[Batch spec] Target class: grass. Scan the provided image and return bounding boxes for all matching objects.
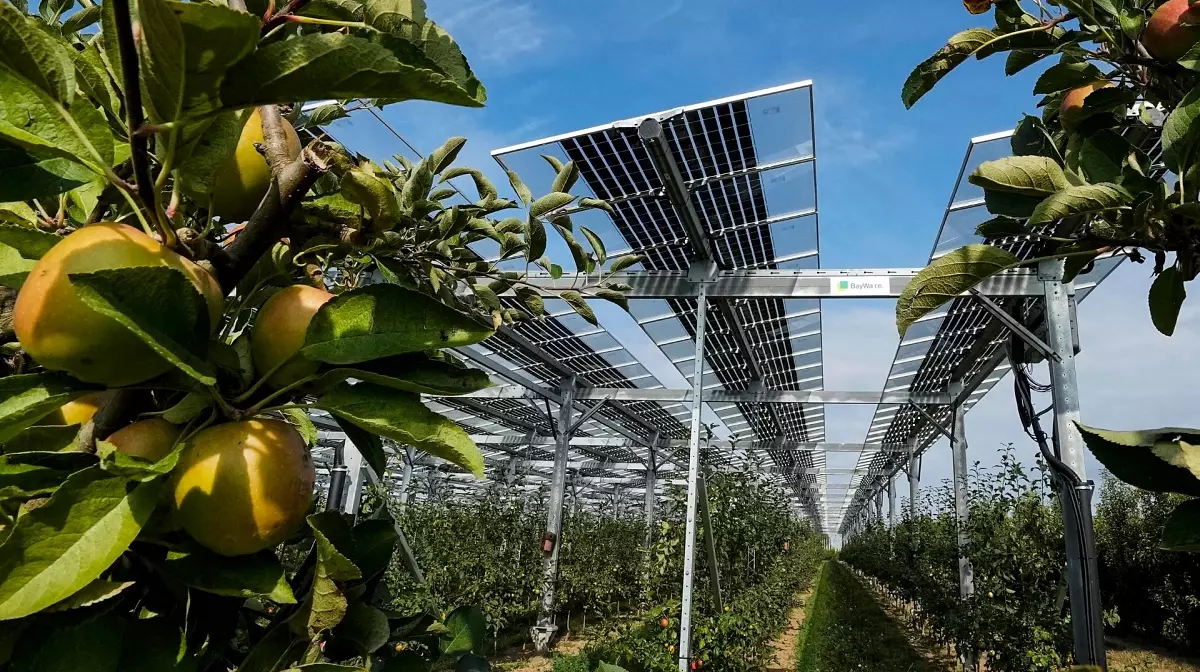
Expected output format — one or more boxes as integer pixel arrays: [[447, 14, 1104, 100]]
[[794, 561, 939, 672]]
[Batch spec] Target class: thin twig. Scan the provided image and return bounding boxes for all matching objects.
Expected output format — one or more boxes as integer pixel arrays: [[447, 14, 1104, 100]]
[[110, 0, 177, 248], [260, 0, 315, 34]]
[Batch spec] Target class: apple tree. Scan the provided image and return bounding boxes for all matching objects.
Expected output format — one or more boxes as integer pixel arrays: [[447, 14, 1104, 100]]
[[0, 0, 637, 668], [897, 0, 1200, 554]]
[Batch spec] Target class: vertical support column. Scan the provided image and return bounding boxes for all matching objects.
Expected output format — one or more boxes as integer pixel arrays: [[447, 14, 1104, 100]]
[[677, 281, 709, 672], [950, 394, 974, 600], [908, 440, 920, 518], [326, 440, 348, 512], [341, 440, 366, 518], [697, 475, 723, 613], [888, 476, 896, 527], [1041, 260, 1107, 669], [644, 432, 660, 550], [532, 377, 576, 652], [875, 491, 884, 523], [398, 445, 415, 511]]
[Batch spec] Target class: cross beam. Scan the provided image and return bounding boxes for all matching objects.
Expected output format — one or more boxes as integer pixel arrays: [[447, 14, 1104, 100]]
[[448, 387, 952, 405]]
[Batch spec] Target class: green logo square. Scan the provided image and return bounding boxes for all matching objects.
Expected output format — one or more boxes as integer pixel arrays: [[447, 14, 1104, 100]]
[[838, 280, 849, 290]]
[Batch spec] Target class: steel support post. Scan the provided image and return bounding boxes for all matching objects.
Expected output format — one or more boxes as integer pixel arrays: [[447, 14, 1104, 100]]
[[697, 475, 723, 613], [326, 441, 348, 512], [908, 444, 920, 518], [341, 440, 366, 518], [951, 395, 974, 600], [888, 476, 896, 527], [398, 446, 415, 511], [644, 432, 660, 550], [677, 282, 709, 672], [951, 391, 977, 670], [1041, 260, 1107, 669], [532, 378, 577, 652]]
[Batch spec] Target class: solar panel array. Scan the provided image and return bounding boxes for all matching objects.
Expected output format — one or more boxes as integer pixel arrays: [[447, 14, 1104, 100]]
[[835, 131, 1125, 533], [493, 82, 828, 521]]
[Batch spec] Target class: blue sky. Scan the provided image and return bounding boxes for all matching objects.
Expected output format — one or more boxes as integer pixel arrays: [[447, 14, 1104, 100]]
[[328, 0, 1200, 540]]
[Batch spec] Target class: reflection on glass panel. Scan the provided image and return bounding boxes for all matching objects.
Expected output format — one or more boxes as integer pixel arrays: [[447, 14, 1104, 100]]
[[935, 205, 990, 256], [630, 298, 676, 322], [498, 145, 597, 201], [890, 357, 923, 377], [597, 348, 635, 367], [769, 214, 818, 259], [952, 137, 1012, 205], [661, 339, 697, 362], [581, 332, 618, 351], [793, 351, 822, 370], [747, 87, 814, 163], [643, 316, 688, 343], [786, 312, 821, 335], [903, 315, 946, 341], [776, 254, 820, 270], [783, 299, 820, 316], [896, 338, 933, 361], [469, 237, 501, 261], [760, 163, 816, 218], [556, 310, 596, 335]]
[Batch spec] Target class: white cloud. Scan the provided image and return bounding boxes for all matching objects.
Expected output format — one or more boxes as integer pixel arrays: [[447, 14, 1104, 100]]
[[434, 0, 550, 69], [814, 78, 916, 169]]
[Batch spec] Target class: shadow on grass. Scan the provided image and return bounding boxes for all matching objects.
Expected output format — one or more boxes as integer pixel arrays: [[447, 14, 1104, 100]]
[[794, 561, 938, 672]]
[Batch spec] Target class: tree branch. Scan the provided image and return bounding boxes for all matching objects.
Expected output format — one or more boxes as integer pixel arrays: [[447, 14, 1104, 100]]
[[110, 0, 177, 248], [213, 108, 332, 292], [261, 0, 315, 34]]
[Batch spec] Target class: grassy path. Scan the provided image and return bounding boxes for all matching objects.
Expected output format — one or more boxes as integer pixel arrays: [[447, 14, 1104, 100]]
[[794, 561, 950, 672]]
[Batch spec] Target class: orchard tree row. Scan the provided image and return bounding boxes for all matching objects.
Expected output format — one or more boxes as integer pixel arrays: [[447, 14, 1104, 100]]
[[0, 0, 641, 668]]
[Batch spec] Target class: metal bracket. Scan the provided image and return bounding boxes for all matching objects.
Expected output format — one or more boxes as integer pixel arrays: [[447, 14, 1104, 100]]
[[687, 259, 719, 283], [567, 397, 610, 436], [968, 288, 1059, 362], [908, 402, 954, 442]]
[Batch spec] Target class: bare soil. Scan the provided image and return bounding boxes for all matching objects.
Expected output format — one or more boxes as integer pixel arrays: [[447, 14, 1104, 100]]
[[765, 588, 812, 672], [492, 632, 589, 672]]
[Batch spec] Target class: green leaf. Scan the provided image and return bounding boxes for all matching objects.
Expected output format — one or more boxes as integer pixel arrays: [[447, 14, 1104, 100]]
[[560, 290, 597, 326], [577, 197, 613, 214], [428, 136, 467, 175], [220, 33, 486, 110], [367, 15, 484, 105], [551, 160, 579, 194], [164, 548, 297, 603], [0, 1, 74, 103], [45, 578, 134, 612], [322, 418, 383, 482], [969, 155, 1069, 197], [290, 511, 361, 639], [530, 192, 575, 218], [525, 215, 547, 262], [69, 267, 216, 385], [592, 289, 629, 312], [0, 64, 111, 175], [0, 201, 37, 226], [608, 254, 643, 273], [1006, 49, 1051, 76], [176, 109, 250, 199], [0, 373, 96, 443], [9, 612, 125, 671], [984, 189, 1044, 218], [60, 5, 101, 33], [901, 28, 997, 109], [1163, 83, 1200, 174], [0, 223, 59, 259], [1077, 424, 1200, 496], [541, 154, 565, 173], [361, 0, 425, 31], [283, 407, 318, 447], [1033, 61, 1104, 95], [896, 245, 1019, 335], [1028, 183, 1131, 225], [1149, 266, 1187, 337], [342, 163, 401, 231], [348, 517, 397, 580], [440, 605, 485, 656], [505, 169, 533, 206], [316, 382, 484, 477], [0, 467, 163, 620], [1161, 499, 1200, 551], [321, 353, 493, 397], [241, 623, 305, 672], [305, 103, 350, 127], [162, 391, 212, 424], [332, 602, 390, 656], [974, 216, 1028, 239], [1078, 130, 1130, 184], [0, 451, 88, 500], [302, 284, 493, 365], [440, 167, 496, 201], [284, 665, 368, 672], [596, 664, 629, 672], [514, 286, 544, 316], [0, 244, 34, 288], [579, 226, 608, 265], [118, 619, 195, 672], [0, 425, 81, 454]]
